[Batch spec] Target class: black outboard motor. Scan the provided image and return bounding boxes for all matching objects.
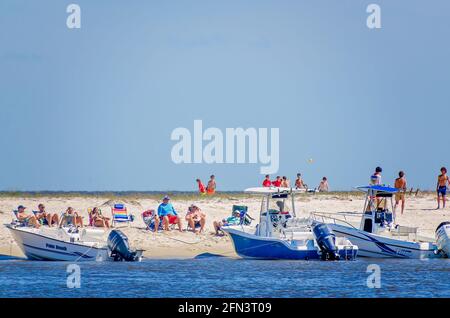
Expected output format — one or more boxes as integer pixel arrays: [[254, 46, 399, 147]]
[[312, 223, 340, 261], [107, 230, 142, 262]]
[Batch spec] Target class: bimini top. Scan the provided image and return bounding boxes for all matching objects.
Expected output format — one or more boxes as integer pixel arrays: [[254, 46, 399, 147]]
[[244, 187, 306, 195], [356, 185, 398, 194]]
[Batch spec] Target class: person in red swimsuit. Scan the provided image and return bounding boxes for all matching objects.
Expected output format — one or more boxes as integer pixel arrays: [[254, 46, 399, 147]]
[[272, 176, 282, 187], [262, 175, 272, 187], [196, 179, 206, 195]]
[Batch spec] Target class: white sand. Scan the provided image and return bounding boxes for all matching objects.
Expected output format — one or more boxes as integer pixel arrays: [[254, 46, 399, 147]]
[[1, 193, 449, 259]]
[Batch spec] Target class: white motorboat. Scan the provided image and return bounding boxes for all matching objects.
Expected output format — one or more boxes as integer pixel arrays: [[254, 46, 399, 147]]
[[312, 185, 450, 259], [222, 187, 358, 260], [6, 222, 143, 262]]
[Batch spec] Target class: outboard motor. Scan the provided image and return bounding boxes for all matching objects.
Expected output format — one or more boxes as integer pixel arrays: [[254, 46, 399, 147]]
[[313, 223, 340, 261], [107, 230, 143, 262], [435, 222, 450, 258]]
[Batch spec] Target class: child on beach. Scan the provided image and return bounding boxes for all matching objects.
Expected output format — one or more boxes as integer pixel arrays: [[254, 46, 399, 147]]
[[206, 175, 216, 195], [394, 171, 407, 215], [262, 175, 272, 187], [196, 179, 206, 195], [437, 167, 449, 209]]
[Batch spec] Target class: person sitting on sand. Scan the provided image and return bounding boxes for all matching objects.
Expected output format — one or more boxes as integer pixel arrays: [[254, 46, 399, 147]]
[[206, 175, 216, 195], [196, 179, 206, 195], [437, 167, 450, 209], [318, 177, 329, 192], [156, 196, 183, 232], [60, 207, 83, 228], [91, 207, 110, 228], [35, 203, 59, 227], [16, 205, 40, 228], [185, 205, 206, 233], [262, 175, 272, 187], [394, 171, 407, 216], [272, 176, 282, 187], [213, 210, 241, 236], [295, 173, 306, 189]]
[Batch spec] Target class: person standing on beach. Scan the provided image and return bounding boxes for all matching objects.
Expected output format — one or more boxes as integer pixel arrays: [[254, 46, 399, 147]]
[[295, 173, 305, 189], [318, 177, 329, 192], [196, 179, 206, 195], [272, 176, 282, 187], [281, 176, 290, 188], [370, 167, 382, 185], [206, 175, 216, 195], [394, 171, 407, 215], [437, 167, 449, 209], [262, 175, 272, 187]]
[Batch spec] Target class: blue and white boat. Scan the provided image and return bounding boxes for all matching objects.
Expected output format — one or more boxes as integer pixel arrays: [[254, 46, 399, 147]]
[[222, 187, 358, 260], [312, 185, 450, 259]]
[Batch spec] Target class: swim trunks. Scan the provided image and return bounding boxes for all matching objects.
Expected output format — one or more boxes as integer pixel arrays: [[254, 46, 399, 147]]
[[438, 186, 447, 196]]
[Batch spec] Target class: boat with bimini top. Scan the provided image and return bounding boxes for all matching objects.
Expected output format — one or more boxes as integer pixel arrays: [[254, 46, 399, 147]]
[[222, 187, 358, 260]]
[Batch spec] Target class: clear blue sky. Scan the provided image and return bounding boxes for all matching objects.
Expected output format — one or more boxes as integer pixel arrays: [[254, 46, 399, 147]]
[[1, 0, 449, 191]]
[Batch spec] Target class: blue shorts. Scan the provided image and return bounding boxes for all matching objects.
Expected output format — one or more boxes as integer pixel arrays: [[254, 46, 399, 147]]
[[438, 186, 447, 196]]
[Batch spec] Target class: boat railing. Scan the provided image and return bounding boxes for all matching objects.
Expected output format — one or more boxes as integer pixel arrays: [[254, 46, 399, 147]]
[[310, 212, 360, 230]]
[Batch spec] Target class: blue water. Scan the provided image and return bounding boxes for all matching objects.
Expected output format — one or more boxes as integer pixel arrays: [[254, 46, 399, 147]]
[[0, 257, 449, 297]]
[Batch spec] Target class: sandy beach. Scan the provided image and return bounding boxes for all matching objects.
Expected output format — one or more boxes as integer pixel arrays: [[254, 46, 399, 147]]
[[1, 192, 449, 259]]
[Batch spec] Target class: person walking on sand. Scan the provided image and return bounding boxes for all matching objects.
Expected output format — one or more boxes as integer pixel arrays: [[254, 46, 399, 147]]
[[318, 177, 329, 192], [437, 167, 450, 209], [196, 179, 206, 195], [206, 175, 216, 195], [370, 167, 382, 185], [394, 171, 407, 216], [262, 175, 272, 187]]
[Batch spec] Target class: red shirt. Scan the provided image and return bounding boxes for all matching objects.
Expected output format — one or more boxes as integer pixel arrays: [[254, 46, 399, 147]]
[[198, 182, 206, 193], [272, 180, 282, 187], [262, 179, 272, 187]]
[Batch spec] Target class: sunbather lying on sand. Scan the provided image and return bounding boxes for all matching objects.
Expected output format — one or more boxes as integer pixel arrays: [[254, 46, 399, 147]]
[[213, 210, 241, 236], [185, 205, 206, 233], [16, 205, 40, 228]]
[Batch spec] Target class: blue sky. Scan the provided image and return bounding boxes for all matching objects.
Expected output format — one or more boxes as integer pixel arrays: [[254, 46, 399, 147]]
[[1, 0, 449, 191]]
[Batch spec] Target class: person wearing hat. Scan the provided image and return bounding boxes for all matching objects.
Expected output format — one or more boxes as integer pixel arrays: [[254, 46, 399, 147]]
[[156, 196, 183, 232], [16, 205, 40, 228], [213, 210, 241, 236]]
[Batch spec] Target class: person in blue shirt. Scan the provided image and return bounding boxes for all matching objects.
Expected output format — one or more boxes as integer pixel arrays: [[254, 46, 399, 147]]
[[156, 195, 183, 232]]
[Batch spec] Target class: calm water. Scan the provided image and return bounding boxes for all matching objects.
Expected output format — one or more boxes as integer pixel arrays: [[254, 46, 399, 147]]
[[0, 256, 449, 297]]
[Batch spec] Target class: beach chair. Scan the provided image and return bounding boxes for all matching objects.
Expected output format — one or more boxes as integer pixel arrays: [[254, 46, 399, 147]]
[[232, 205, 253, 226], [142, 209, 175, 231], [11, 210, 26, 227], [111, 204, 134, 227]]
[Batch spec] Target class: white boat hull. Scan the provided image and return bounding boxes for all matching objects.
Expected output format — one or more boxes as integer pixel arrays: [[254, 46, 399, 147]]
[[7, 226, 109, 262], [329, 224, 439, 259]]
